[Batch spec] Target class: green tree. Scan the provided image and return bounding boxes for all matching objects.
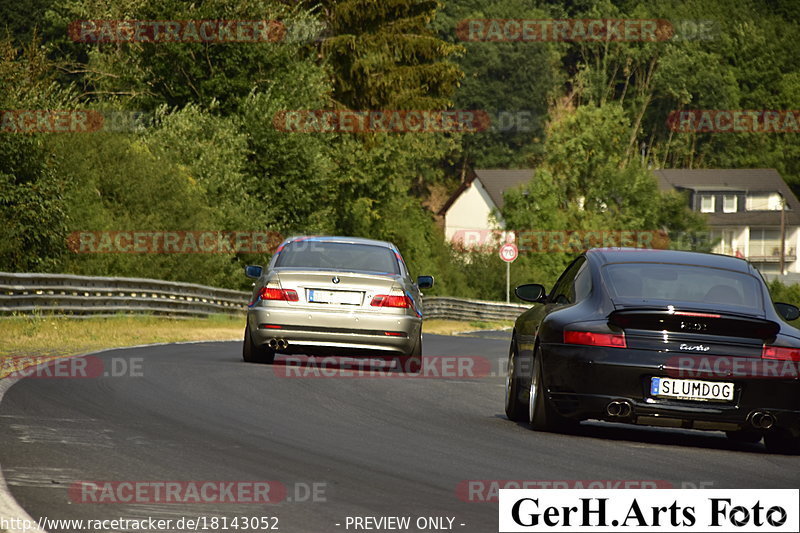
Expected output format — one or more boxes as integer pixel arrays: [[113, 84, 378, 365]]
[[0, 38, 74, 272], [553, 0, 800, 189], [307, 0, 464, 110], [434, 0, 563, 168], [500, 102, 707, 285], [43, 0, 325, 114]]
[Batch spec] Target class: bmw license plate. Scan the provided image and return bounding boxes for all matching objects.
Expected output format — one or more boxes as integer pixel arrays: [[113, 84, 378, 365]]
[[650, 377, 734, 402], [307, 289, 362, 305]]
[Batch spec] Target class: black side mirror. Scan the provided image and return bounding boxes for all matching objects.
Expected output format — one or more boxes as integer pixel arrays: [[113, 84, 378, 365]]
[[515, 283, 546, 303], [244, 265, 263, 279], [417, 275, 434, 289], [774, 302, 800, 321]]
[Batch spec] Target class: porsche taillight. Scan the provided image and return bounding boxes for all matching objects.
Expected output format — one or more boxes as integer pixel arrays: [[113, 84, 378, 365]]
[[762, 345, 800, 361], [564, 330, 627, 348]]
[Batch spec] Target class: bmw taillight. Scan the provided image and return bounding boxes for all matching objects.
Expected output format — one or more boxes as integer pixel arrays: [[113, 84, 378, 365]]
[[762, 345, 800, 361], [564, 330, 627, 348], [257, 283, 298, 302], [370, 292, 411, 308]]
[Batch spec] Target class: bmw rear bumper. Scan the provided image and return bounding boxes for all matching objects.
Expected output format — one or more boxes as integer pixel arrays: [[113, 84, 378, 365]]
[[541, 343, 800, 436], [247, 304, 421, 355]]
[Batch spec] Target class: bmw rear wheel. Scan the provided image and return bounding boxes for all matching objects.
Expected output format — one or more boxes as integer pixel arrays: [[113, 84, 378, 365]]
[[242, 324, 276, 364], [402, 331, 422, 373]]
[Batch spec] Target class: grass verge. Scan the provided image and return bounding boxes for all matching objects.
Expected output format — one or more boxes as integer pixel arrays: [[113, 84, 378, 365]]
[[422, 319, 513, 335], [0, 313, 244, 362]]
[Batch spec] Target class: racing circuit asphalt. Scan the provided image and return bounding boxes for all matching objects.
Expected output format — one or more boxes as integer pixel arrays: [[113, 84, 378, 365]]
[[0, 333, 798, 532]]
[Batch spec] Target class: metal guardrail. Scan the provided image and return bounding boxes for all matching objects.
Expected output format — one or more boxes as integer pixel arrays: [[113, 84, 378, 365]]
[[0, 272, 530, 321], [762, 272, 800, 285], [0, 272, 249, 318], [422, 297, 529, 322]]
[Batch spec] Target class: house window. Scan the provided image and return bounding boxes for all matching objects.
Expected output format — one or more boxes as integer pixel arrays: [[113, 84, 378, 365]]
[[723, 195, 737, 213], [700, 195, 715, 213], [713, 229, 736, 255], [746, 193, 782, 211], [749, 228, 782, 258], [746, 194, 769, 210]]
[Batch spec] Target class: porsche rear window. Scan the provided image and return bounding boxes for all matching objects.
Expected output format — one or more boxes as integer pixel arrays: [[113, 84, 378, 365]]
[[275, 241, 400, 274], [602, 263, 763, 310]]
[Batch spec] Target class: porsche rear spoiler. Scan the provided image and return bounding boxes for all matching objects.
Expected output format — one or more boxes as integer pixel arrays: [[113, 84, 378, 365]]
[[608, 308, 780, 340]]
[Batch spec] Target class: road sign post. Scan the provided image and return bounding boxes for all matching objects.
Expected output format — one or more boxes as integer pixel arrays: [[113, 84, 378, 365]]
[[499, 243, 518, 303]]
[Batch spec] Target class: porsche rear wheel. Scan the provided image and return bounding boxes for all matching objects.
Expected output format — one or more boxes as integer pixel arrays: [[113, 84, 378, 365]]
[[504, 335, 527, 421], [765, 429, 800, 455], [725, 429, 763, 444], [528, 347, 574, 432]]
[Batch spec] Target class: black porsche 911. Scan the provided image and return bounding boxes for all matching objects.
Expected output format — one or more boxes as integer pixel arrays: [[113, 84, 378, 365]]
[[505, 248, 800, 454]]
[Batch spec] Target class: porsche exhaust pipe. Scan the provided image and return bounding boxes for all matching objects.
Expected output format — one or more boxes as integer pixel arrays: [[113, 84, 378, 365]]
[[751, 412, 775, 430], [276, 339, 288, 350], [268, 339, 278, 349], [606, 400, 632, 418]]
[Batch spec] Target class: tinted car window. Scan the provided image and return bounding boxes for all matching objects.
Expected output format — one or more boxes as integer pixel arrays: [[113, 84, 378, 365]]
[[573, 262, 592, 302], [549, 257, 586, 305], [275, 241, 400, 274], [602, 263, 763, 310]]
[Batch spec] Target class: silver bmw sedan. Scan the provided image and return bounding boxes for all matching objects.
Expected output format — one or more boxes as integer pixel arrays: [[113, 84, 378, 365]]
[[243, 236, 433, 372]]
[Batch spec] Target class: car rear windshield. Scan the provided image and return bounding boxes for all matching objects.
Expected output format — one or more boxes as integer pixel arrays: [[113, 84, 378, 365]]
[[602, 262, 763, 311], [274, 241, 400, 275]]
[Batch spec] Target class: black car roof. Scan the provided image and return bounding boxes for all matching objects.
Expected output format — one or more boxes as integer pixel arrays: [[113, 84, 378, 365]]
[[586, 248, 753, 274]]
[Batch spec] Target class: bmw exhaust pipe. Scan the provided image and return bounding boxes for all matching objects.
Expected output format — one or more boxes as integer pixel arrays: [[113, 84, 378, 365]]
[[268, 339, 278, 349], [606, 400, 632, 418], [751, 412, 775, 430], [276, 339, 288, 350]]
